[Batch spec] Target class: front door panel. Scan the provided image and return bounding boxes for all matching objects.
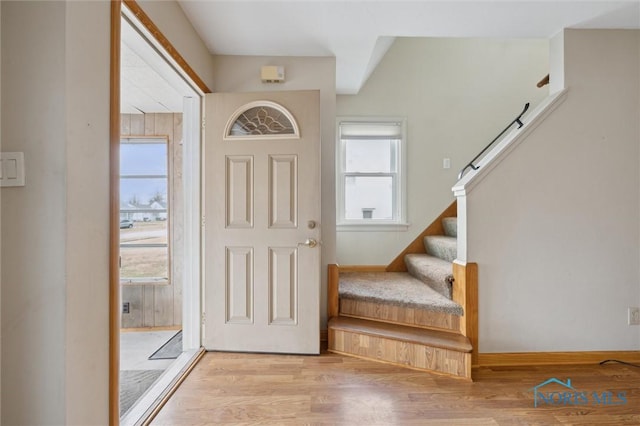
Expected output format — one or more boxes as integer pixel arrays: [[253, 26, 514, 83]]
[[203, 91, 320, 354]]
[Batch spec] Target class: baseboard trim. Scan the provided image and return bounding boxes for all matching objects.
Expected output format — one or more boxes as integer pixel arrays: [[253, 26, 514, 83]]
[[337, 265, 387, 272], [476, 350, 640, 367]]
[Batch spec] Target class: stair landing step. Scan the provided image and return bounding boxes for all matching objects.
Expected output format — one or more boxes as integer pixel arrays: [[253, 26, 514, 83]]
[[340, 272, 463, 316], [340, 298, 460, 332], [329, 316, 472, 353]]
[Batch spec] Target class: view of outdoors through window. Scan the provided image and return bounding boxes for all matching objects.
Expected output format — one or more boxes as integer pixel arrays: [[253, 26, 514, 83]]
[[120, 138, 169, 282], [344, 138, 396, 220]]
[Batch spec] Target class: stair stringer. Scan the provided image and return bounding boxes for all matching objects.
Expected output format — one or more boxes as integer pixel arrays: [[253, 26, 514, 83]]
[[386, 201, 457, 272]]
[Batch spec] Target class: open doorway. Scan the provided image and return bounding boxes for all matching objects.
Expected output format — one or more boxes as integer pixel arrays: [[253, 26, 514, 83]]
[[116, 5, 204, 424]]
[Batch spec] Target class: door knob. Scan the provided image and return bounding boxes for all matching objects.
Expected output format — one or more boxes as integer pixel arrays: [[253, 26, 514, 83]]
[[298, 238, 318, 248]]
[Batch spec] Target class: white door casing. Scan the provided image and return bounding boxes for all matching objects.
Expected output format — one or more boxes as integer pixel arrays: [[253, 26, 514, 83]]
[[203, 91, 321, 354]]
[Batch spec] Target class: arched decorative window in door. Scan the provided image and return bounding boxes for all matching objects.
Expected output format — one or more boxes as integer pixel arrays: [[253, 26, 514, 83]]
[[224, 100, 300, 139]]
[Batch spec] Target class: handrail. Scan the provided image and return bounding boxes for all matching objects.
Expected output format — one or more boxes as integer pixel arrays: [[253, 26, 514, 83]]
[[458, 102, 530, 180], [537, 74, 550, 88]]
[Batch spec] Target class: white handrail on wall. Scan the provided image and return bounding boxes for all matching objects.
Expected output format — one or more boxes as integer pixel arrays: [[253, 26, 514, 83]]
[[452, 89, 569, 263]]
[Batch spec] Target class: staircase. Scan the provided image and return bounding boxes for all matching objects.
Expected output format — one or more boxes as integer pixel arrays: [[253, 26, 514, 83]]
[[328, 203, 477, 380]]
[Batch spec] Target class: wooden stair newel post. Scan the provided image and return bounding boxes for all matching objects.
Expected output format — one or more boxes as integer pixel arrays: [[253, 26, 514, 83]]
[[453, 261, 478, 368], [328, 264, 340, 319]]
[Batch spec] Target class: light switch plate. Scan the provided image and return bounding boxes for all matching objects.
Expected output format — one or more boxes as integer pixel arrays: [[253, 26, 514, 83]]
[[0, 152, 25, 187]]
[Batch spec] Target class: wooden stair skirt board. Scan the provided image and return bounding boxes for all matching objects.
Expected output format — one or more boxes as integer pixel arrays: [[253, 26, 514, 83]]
[[328, 316, 472, 379], [340, 298, 461, 333]]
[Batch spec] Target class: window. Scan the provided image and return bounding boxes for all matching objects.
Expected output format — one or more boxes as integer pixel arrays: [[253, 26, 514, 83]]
[[337, 118, 408, 230], [225, 101, 299, 139], [119, 137, 170, 283]]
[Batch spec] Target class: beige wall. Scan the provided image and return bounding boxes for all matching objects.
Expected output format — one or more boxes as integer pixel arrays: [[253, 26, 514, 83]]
[[212, 55, 337, 327], [336, 37, 549, 264], [1, 1, 111, 423], [137, 0, 215, 91], [0, 0, 214, 423], [121, 113, 183, 328], [64, 3, 111, 423], [0, 1, 3, 421], [2, 2, 69, 423], [466, 30, 640, 352]]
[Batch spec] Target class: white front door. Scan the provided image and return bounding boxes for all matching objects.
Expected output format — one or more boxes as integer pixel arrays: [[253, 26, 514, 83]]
[[203, 91, 321, 354]]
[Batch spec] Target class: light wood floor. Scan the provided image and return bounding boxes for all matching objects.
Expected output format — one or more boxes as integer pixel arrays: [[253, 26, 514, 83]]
[[151, 351, 640, 425]]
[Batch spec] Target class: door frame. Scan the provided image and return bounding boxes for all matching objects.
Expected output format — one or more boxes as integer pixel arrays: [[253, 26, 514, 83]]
[[109, 1, 211, 424]]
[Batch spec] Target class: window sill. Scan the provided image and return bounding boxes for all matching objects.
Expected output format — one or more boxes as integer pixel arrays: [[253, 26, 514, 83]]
[[337, 222, 410, 232], [121, 278, 170, 286]]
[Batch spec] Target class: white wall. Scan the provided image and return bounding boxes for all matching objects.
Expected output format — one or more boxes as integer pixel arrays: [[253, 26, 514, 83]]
[[212, 55, 337, 327], [466, 29, 640, 352], [336, 38, 549, 265], [138, 0, 215, 91]]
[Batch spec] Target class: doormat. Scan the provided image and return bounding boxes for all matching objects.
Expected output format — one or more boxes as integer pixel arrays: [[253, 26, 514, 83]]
[[120, 369, 164, 415], [148, 330, 182, 360]]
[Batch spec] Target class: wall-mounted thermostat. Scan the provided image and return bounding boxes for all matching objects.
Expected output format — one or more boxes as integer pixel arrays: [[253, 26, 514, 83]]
[[261, 66, 285, 83]]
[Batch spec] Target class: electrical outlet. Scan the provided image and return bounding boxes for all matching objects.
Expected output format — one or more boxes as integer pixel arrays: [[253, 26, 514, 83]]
[[123, 302, 130, 314], [628, 307, 640, 325]]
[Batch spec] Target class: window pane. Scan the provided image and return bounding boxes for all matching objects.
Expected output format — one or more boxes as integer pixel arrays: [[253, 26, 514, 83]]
[[120, 177, 167, 208], [344, 139, 396, 173], [121, 143, 167, 175], [120, 246, 168, 280], [120, 220, 168, 245], [229, 106, 295, 136], [345, 176, 394, 220]]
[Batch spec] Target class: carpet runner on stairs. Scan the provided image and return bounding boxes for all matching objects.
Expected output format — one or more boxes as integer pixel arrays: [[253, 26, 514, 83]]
[[329, 215, 472, 379], [339, 271, 462, 315], [405, 253, 454, 299], [424, 235, 457, 263], [337, 215, 460, 315]]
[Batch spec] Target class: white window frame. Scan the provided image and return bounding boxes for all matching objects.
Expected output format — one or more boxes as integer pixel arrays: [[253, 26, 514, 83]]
[[336, 117, 409, 232]]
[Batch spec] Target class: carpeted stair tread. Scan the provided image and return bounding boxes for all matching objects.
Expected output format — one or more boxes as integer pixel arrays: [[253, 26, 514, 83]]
[[329, 316, 472, 353], [442, 217, 458, 238], [339, 271, 463, 316], [405, 253, 454, 299], [424, 235, 457, 262]]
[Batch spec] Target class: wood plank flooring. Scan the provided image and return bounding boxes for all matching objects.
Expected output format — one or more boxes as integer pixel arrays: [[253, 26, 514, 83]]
[[151, 351, 640, 425]]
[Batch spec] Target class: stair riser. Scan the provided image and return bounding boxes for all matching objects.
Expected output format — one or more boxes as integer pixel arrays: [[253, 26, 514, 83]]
[[340, 299, 460, 333], [405, 260, 453, 299], [442, 217, 458, 238], [329, 329, 471, 379], [424, 237, 457, 263]]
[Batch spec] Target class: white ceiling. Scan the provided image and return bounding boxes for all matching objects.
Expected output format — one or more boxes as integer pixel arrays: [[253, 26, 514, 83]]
[[178, 0, 640, 94], [121, 14, 193, 114], [122, 1, 640, 111], [121, 43, 185, 114]]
